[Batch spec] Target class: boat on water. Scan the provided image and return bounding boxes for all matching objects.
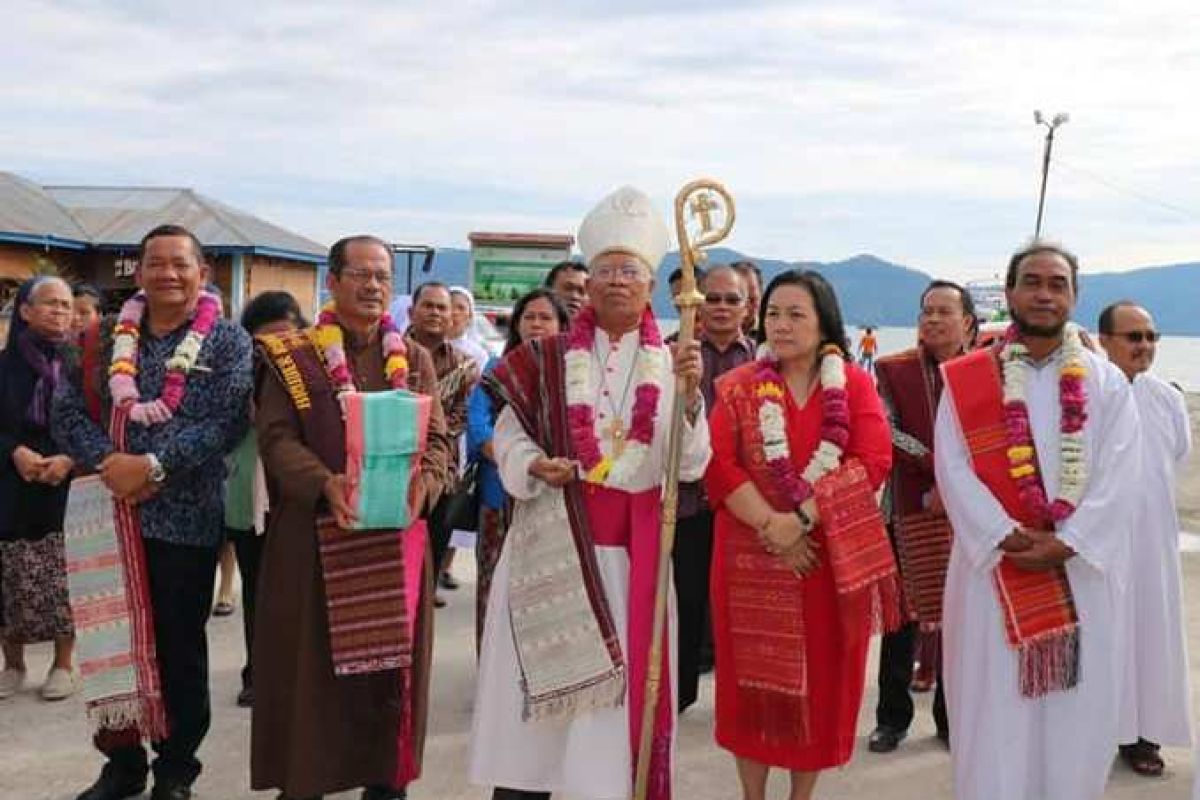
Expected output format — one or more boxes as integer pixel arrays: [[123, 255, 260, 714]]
[[966, 279, 1009, 324]]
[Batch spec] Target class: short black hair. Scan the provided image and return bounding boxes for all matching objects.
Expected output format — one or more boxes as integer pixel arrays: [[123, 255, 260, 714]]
[[505, 288, 569, 354], [1097, 300, 1140, 335], [1005, 241, 1079, 294], [731, 260, 763, 291], [544, 260, 588, 288], [328, 235, 394, 277], [667, 266, 706, 287], [411, 280, 450, 305], [758, 269, 852, 354], [139, 224, 204, 263], [241, 290, 307, 334], [920, 279, 977, 321], [72, 282, 103, 304]]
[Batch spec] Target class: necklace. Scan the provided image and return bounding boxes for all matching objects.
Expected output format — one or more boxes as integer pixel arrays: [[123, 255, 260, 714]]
[[310, 303, 409, 396], [108, 290, 222, 426], [565, 305, 664, 487], [593, 340, 639, 457], [755, 344, 850, 507], [998, 323, 1088, 523]]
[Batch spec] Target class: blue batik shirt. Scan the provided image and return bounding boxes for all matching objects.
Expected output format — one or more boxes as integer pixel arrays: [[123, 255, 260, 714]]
[[52, 316, 253, 548]]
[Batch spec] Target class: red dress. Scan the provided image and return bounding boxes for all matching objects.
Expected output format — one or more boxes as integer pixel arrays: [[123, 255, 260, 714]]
[[705, 361, 891, 770]]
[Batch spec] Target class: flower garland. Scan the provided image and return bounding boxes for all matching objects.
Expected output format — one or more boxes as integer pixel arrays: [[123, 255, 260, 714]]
[[109, 290, 222, 426], [999, 322, 1088, 523], [565, 305, 664, 487], [755, 344, 851, 507], [310, 302, 409, 395]]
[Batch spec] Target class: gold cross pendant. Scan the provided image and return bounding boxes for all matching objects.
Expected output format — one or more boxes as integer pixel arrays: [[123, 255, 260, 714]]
[[605, 417, 627, 458]]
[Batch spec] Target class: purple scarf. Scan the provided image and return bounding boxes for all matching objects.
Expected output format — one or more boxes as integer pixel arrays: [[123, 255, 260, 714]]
[[18, 329, 62, 427]]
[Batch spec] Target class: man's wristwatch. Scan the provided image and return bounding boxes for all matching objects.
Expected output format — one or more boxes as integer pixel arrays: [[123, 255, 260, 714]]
[[145, 453, 167, 484]]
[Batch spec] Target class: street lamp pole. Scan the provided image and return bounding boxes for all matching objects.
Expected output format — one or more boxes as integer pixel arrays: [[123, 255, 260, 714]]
[[1033, 110, 1069, 238]]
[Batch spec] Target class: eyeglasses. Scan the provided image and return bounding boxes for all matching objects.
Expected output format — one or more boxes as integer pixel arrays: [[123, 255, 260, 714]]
[[1111, 330, 1160, 344], [704, 292, 746, 306], [340, 268, 393, 285], [591, 264, 648, 283]]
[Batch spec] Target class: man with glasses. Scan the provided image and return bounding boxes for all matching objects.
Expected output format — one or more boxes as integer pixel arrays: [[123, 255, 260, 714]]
[[470, 186, 708, 800], [1099, 301, 1193, 778], [672, 264, 755, 711], [250, 235, 454, 800]]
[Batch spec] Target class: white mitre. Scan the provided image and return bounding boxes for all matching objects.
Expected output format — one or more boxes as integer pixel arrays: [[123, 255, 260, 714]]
[[577, 186, 671, 273]]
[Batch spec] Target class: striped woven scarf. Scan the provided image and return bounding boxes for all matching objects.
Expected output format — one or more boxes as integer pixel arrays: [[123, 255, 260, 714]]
[[319, 390, 431, 676], [64, 407, 168, 739]]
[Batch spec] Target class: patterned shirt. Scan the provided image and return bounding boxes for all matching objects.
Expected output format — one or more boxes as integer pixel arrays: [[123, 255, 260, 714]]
[[52, 316, 253, 547]]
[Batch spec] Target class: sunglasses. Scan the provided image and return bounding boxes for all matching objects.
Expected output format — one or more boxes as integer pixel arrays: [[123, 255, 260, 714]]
[[1111, 330, 1160, 344], [704, 292, 746, 306]]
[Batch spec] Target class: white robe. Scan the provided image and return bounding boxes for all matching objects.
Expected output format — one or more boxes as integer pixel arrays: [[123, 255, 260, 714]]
[[469, 327, 711, 799], [934, 347, 1137, 800], [1118, 374, 1193, 747]]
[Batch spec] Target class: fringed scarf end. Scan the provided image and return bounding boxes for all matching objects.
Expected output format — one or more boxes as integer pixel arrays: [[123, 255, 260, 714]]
[[522, 669, 627, 723], [1017, 626, 1080, 698]]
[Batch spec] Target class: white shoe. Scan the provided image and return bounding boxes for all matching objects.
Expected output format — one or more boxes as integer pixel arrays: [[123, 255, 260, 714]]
[[0, 667, 26, 699], [41, 667, 77, 701]]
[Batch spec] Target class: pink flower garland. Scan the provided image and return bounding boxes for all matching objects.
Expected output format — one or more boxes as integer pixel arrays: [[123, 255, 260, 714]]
[[565, 305, 662, 484], [313, 304, 409, 393], [755, 344, 851, 507], [999, 324, 1089, 523], [109, 290, 222, 426]]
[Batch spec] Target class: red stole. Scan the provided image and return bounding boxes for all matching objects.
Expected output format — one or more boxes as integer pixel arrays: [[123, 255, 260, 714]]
[[942, 348, 1079, 697], [714, 363, 900, 748]]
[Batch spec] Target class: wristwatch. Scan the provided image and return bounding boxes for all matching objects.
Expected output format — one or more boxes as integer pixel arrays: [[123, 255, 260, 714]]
[[145, 453, 167, 484]]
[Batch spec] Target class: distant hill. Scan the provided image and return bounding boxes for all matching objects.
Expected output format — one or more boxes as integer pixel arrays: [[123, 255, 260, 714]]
[[413, 247, 1199, 336], [1077, 263, 1200, 336]]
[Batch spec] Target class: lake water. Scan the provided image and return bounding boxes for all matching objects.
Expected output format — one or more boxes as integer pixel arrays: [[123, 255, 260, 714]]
[[657, 321, 1200, 391], [869, 326, 1200, 391]]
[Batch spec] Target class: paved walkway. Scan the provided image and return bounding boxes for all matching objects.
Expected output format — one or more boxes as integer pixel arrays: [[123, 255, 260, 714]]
[[2, 549, 1198, 800]]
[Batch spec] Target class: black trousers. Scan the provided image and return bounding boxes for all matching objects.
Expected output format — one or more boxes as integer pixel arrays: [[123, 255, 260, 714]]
[[429, 495, 453, 576], [875, 620, 948, 737], [493, 789, 550, 800], [671, 510, 714, 712], [227, 527, 264, 689], [97, 538, 220, 787]]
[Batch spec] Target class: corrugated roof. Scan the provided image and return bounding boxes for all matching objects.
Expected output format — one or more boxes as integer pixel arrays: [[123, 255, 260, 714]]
[[44, 185, 326, 258], [0, 172, 326, 261], [468, 231, 574, 248], [0, 172, 90, 243]]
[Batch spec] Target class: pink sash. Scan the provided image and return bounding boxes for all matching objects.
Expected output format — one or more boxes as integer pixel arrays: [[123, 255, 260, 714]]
[[582, 484, 673, 800]]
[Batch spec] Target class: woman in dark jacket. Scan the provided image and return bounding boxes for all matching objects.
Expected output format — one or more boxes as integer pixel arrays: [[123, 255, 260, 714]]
[[0, 276, 77, 702]]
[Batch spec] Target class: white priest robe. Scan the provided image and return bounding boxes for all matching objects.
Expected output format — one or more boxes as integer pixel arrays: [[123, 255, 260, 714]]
[[469, 327, 710, 799], [934, 347, 1137, 800], [1118, 374, 1193, 747]]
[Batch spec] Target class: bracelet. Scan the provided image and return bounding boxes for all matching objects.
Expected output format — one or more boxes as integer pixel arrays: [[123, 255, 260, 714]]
[[794, 505, 813, 531]]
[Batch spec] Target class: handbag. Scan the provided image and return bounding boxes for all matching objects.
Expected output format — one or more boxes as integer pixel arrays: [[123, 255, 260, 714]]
[[443, 460, 481, 532]]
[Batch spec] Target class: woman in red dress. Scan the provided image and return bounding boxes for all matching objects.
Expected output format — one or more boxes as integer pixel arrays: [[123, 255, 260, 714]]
[[705, 270, 894, 800]]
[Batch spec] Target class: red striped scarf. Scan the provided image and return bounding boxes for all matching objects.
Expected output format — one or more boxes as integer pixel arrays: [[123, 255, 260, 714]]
[[943, 348, 1079, 697]]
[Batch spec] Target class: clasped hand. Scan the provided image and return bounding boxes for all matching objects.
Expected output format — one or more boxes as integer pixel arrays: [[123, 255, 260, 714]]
[[759, 512, 820, 576], [528, 456, 576, 488], [99, 453, 159, 504], [11, 446, 73, 487], [998, 526, 1075, 571]]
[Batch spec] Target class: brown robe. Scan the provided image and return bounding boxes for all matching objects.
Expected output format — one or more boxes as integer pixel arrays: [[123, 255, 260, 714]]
[[250, 330, 452, 797]]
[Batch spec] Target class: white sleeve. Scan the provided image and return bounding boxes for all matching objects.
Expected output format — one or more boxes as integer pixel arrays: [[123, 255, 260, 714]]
[[1057, 364, 1139, 574], [933, 394, 1018, 572], [678, 397, 712, 482], [494, 406, 548, 501]]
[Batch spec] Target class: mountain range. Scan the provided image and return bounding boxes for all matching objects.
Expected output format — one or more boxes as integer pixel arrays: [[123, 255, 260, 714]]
[[409, 247, 1200, 336]]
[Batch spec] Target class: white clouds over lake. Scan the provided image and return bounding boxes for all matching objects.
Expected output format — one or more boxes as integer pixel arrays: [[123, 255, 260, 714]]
[[3, 0, 1198, 279]]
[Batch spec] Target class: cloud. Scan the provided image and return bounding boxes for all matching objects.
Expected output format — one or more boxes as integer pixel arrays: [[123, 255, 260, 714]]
[[2, 0, 1198, 281]]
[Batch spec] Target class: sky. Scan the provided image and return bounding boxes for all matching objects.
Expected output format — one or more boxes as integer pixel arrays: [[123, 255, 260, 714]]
[[3, 0, 1199, 282]]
